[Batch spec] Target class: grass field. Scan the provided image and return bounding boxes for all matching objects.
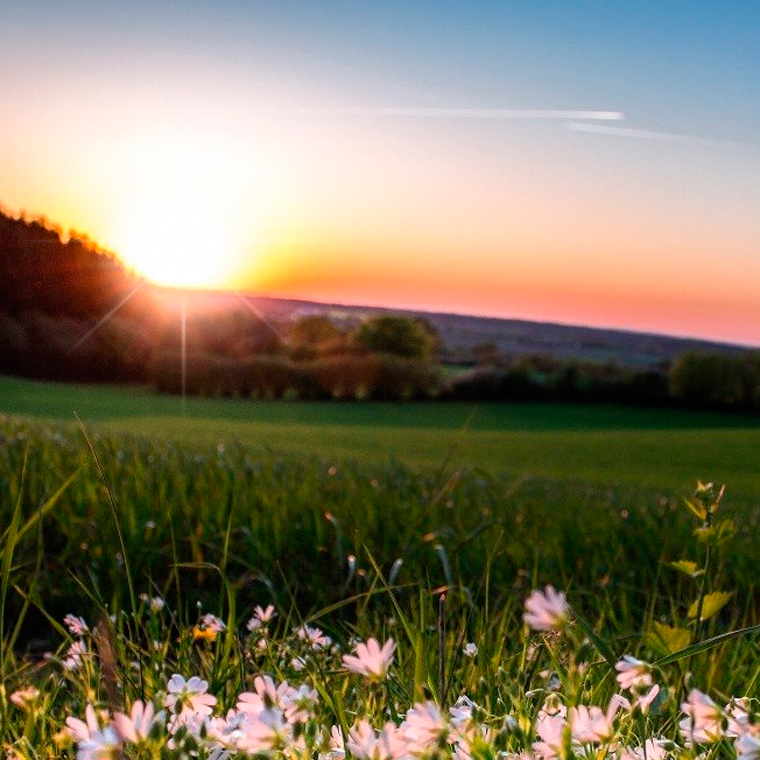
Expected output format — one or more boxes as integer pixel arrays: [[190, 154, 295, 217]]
[[3, 376, 760, 756], [2, 375, 760, 496]]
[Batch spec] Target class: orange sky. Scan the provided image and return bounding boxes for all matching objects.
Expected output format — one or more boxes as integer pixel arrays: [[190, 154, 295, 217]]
[[2, 3, 759, 345]]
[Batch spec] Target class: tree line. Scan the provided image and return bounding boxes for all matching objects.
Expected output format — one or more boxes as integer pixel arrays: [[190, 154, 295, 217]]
[[444, 352, 760, 412], [1, 207, 759, 408]]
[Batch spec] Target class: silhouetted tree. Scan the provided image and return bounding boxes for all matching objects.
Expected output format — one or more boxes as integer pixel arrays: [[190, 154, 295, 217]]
[[354, 315, 437, 359]]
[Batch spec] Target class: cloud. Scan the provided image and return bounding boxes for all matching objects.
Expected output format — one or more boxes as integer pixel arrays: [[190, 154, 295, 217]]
[[272, 106, 625, 121], [564, 122, 754, 149]]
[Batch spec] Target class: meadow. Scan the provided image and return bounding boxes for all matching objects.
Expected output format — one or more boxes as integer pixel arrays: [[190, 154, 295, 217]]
[[3, 375, 760, 493], [2, 376, 760, 757]]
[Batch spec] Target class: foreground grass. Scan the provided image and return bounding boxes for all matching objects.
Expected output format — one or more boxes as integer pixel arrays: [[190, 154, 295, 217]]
[[3, 510, 760, 758], [2, 405, 760, 755], [2, 375, 760, 493], [1, 414, 759, 655]]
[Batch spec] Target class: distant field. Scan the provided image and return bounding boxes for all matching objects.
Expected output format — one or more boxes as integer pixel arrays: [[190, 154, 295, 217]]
[[2, 375, 759, 496]]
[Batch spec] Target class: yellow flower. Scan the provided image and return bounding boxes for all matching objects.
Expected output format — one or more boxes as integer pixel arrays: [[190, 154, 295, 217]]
[[193, 626, 218, 643]]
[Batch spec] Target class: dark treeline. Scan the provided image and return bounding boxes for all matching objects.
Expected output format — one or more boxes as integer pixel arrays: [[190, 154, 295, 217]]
[[2, 207, 759, 409], [443, 351, 760, 412], [0, 209, 160, 381], [442, 358, 669, 405]]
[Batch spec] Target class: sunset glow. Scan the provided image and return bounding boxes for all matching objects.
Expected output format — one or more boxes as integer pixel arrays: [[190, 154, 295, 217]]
[[113, 191, 244, 289], [1, 2, 759, 344], [91, 128, 269, 289]]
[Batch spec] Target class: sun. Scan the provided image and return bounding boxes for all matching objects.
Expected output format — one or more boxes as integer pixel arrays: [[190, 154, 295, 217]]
[[106, 132, 263, 290], [116, 190, 242, 289]]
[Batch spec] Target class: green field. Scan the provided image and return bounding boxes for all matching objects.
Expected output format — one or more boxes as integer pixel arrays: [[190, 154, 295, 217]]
[[2, 375, 759, 496], [4, 375, 760, 756], [3, 373, 760, 637]]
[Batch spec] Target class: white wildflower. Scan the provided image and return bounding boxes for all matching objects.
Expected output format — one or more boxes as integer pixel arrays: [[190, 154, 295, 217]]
[[524, 586, 569, 632], [615, 655, 653, 690], [679, 689, 724, 745], [342, 638, 395, 681], [164, 674, 217, 717]]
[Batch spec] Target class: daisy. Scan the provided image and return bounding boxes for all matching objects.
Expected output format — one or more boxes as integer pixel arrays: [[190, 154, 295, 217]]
[[615, 655, 653, 690], [342, 637, 396, 681], [113, 700, 164, 744], [164, 674, 217, 717], [523, 586, 569, 632]]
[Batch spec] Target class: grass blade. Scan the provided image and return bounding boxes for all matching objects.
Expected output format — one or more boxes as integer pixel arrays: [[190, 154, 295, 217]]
[[653, 624, 760, 667]]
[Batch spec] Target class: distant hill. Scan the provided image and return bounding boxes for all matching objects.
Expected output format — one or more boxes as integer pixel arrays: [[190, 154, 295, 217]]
[[212, 294, 748, 370]]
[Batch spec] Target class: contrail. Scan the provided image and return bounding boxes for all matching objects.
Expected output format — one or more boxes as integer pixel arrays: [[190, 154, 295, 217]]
[[269, 106, 625, 121], [564, 122, 754, 149]]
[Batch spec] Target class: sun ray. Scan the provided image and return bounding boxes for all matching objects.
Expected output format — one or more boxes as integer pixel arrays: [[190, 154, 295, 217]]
[[68, 281, 146, 353]]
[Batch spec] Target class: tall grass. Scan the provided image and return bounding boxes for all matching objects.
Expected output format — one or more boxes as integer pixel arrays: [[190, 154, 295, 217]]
[[1, 416, 758, 665], [3, 415, 760, 756]]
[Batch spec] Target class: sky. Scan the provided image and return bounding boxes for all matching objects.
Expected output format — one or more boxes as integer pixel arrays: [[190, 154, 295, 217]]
[[1, 1, 759, 345]]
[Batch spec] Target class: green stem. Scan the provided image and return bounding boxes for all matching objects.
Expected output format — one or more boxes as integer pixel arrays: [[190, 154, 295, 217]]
[[688, 511, 713, 680]]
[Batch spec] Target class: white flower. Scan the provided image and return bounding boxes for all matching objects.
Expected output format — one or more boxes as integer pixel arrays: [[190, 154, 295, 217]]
[[449, 696, 476, 728], [620, 738, 671, 760], [348, 720, 407, 760], [113, 700, 164, 743], [63, 614, 88, 636], [66, 704, 121, 760], [164, 674, 217, 717], [533, 703, 567, 759], [296, 624, 332, 649], [200, 613, 226, 632], [207, 709, 247, 749], [401, 701, 447, 751], [246, 604, 275, 632], [615, 655, 653, 690], [463, 642, 478, 658], [9, 686, 39, 710], [150, 596, 165, 612], [167, 709, 210, 742], [325, 724, 347, 760], [236, 706, 293, 753], [291, 655, 307, 671], [523, 586, 569, 632], [237, 675, 318, 725], [569, 705, 612, 744], [736, 734, 760, 760], [255, 604, 276, 622], [679, 689, 724, 744], [63, 639, 88, 671], [727, 697, 760, 738], [342, 638, 396, 681], [635, 684, 661, 714]]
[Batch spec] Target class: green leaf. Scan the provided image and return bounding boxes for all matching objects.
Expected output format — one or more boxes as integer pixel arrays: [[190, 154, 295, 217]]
[[694, 525, 715, 544], [654, 623, 760, 666], [688, 591, 734, 621], [649, 622, 691, 655], [682, 496, 707, 521], [695, 519, 736, 548], [572, 608, 617, 670], [715, 518, 736, 547], [668, 560, 704, 578]]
